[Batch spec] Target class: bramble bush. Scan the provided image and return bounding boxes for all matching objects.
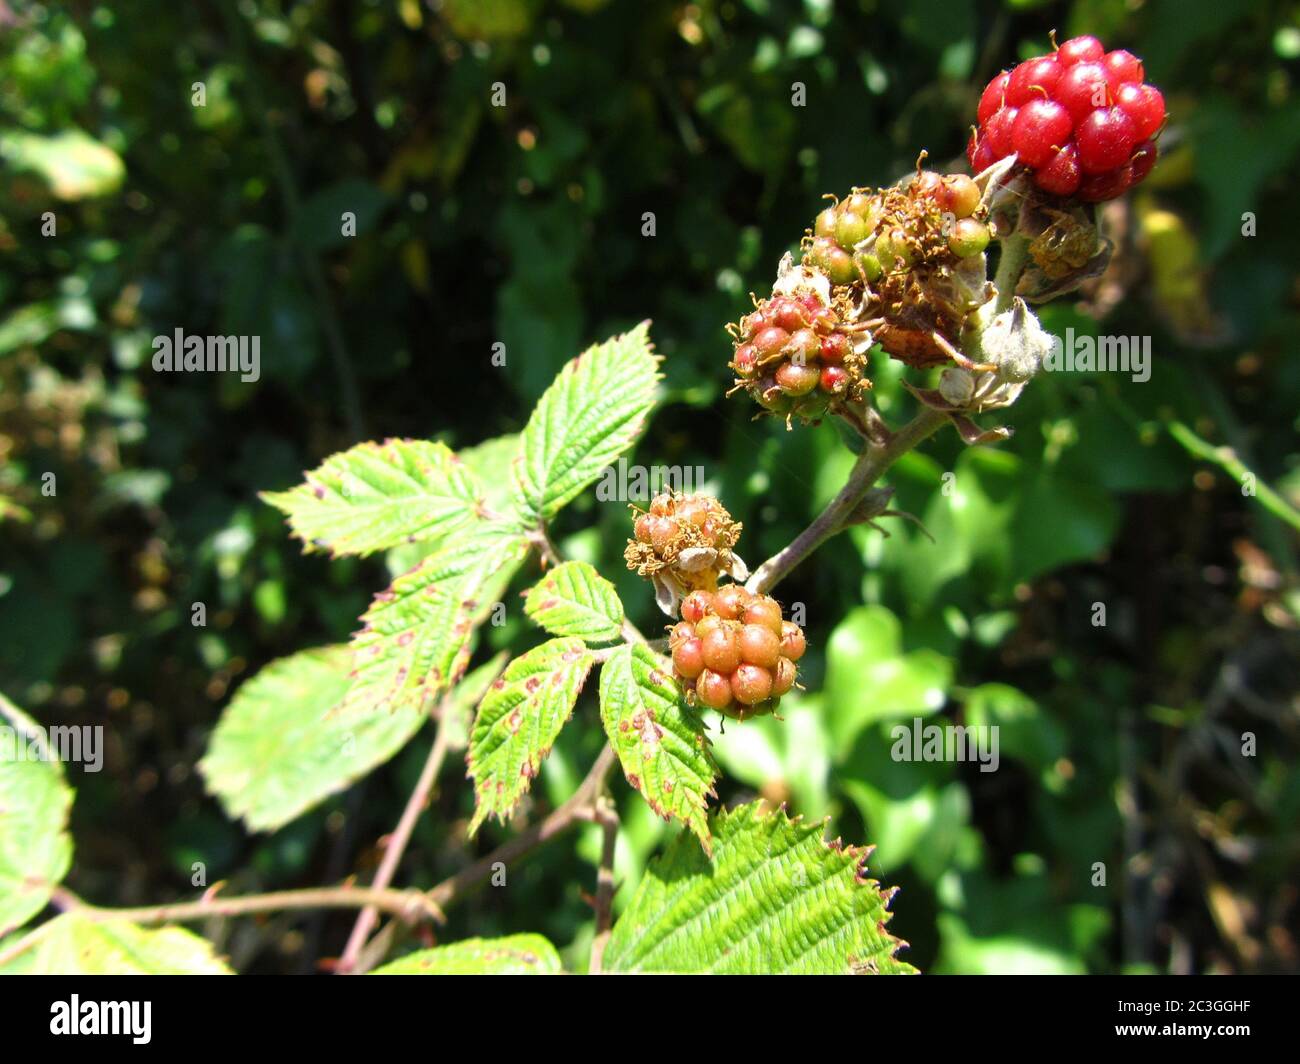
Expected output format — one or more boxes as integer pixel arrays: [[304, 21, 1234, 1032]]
[[2, 2, 1298, 976]]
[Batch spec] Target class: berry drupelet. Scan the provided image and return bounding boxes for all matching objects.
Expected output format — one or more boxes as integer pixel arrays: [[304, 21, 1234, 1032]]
[[968, 35, 1165, 201]]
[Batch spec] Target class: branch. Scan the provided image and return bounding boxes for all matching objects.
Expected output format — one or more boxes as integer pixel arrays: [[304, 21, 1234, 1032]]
[[336, 715, 457, 974], [0, 884, 443, 970], [993, 231, 1030, 313], [426, 744, 619, 913], [746, 406, 948, 594], [1165, 419, 1300, 534], [586, 796, 620, 974]]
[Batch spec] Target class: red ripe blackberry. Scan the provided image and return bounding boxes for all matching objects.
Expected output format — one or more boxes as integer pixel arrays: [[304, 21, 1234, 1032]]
[[1055, 62, 1111, 123], [969, 37, 1165, 201], [977, 70, 1010, 124], [1078, 164, 1133, 203], [1102, 49, 1144, 89], [1075, 106, 1137, 173], [984, 106, 1019, 156], [1005, 55, 1063, 106], [1115, 82, 1165, 141], [1033, 142, 1082, 197], [1129, 140, 1158, 183], [1011, 98, 1073, 168], [1056, 35, 1104, 67]]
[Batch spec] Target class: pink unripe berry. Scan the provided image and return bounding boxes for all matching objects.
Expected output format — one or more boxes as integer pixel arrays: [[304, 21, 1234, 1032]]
[[730, 664, 773, 706]]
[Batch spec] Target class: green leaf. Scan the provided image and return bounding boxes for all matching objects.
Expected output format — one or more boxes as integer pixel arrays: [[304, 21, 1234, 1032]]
[[512, 323, 661, 521], [199, 645, 426, 832], [459, 433, 522, 515], [467, 638, 594, 834], [0, 129, 125, 200], [0, 695, 74, 934], [825, 606, 954, 749], [440, 651, 509, 752], [598, 643, 716, 851], [262, 439, 485, 558], [342, 523, 530, 717], [371, 933, 561, 975], [11, 914, 232, 974], [524, 560, 624, 643], [604, 803, 916, 974]]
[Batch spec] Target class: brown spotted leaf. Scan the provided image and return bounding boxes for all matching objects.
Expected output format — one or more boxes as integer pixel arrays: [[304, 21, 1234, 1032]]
[[598, 643, 717, 851], [467, 638, 594, 834], [524, 560, 624, 643], [370, 934, 561, 975], [341, 522, 529, 718], [261, 438, 486, 558]]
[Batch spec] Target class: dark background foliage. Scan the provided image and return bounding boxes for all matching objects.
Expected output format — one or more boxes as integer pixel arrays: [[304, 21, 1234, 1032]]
[[2, 0, 1297, 973]]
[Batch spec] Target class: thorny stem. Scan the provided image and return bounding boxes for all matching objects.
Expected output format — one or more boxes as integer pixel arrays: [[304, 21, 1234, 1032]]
[[1165, 418, 1300, 534], [993, 232, 1030, 313], [425, 745, 619, 913], [586, 796, 620, 974], [746, 406, 948, 595], [337, 711, 457, 974]]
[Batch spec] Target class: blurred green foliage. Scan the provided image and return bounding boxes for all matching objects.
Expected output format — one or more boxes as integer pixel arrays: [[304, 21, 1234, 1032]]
[[2, 0, 1297, 974]]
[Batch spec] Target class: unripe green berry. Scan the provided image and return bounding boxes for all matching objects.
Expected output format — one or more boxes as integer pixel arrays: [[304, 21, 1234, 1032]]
[[834, 210, 871, 250], [940, 174, 981, 218], [877, 228, 914, 269], [842, 192, 873, 217], [756, 378, 791, 413], [824, 246, 856, 285], [814, 207, 838, 238], [855, 252, 883, 282], [794, 393, 831, 420], [947, 218, 990, 258]]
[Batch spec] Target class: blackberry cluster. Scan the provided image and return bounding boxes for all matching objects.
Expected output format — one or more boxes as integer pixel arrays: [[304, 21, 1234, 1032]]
[[624, 491, 747, 616], [669, 585, 806, 721], [727, 279, 866, 424], [805, 170, 993, 372], [968, 35, 1165, 202]]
